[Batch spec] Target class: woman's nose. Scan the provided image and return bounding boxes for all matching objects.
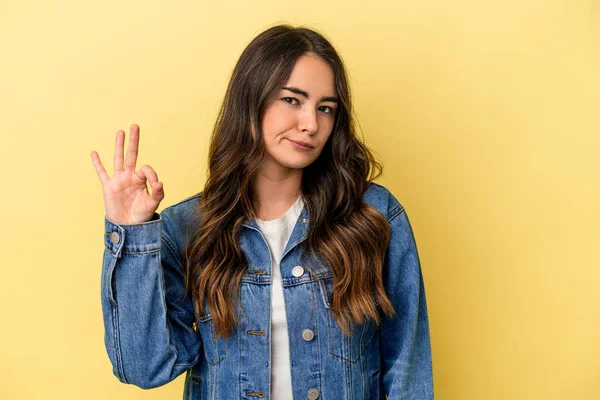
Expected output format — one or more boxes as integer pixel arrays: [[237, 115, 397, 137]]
[[298, 109, 318, 134]]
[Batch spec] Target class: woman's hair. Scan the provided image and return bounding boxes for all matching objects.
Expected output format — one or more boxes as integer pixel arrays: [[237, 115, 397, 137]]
[[183, 24, 395, 338]]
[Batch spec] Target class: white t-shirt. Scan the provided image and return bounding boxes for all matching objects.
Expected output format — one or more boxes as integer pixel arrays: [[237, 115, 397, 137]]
[[255, 195, 304, 399]]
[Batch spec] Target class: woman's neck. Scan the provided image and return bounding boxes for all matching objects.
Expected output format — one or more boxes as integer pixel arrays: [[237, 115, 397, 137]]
[[252, 166, 302, 221]]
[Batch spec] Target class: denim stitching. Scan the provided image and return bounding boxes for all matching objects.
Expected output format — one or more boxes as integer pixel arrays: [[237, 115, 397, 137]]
[[198, 315, 227, 365], [387, 205, 405, 223], [106, 256, 118, 307], [111, 305, 129, 383], [154, 249, 181, 370], [360, 337, 367, 400], [312, 280, 322, 393]]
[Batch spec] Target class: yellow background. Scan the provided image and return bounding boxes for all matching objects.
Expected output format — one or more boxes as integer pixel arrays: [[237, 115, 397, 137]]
[[1, 0, 598, 399]]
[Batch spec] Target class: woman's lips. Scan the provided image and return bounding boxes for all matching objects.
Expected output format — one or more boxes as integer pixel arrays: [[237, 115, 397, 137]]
[[287, 138, 313, 150]]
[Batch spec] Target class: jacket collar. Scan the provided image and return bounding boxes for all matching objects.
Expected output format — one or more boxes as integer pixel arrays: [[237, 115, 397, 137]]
[[241, 203, 310, 258]]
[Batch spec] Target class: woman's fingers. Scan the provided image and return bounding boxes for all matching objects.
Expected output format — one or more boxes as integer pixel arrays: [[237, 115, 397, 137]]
[[136, 164, 164, 212], [124, 124, 140, 172], [136, 164, 159, 189], [148, 180, 164, 203], [91, 151, 110, 185], [114, 129, 125, 172], [144, 181, 164, 216]]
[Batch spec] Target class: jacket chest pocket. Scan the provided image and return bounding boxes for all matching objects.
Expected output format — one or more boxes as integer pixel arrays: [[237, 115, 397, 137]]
[[196, 312, 228, 365], [318, 275, 379, 363]]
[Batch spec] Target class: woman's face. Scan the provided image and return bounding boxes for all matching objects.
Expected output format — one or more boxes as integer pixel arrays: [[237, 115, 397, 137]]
[[259, 53, 338, 172]]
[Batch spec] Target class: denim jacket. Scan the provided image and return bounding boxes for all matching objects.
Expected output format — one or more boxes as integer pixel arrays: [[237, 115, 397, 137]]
[[100, 182, 434, 399]]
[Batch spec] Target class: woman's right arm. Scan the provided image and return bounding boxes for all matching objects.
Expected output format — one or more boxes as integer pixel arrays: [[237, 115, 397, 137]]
[[91, 124, 201, 388], [101, 210, 202, 389]]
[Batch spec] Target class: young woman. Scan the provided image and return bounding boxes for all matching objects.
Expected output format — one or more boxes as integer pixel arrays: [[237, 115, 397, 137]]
[[91, 24, 433, 400]]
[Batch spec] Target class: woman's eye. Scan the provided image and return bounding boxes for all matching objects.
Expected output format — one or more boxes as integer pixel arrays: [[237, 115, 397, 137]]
[[282, 97, 335, 115], [319, 106, 334, 114], [282, 97, 299, 105]]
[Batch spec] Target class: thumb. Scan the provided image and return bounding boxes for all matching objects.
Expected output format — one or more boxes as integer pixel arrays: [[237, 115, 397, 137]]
[[151, 181, 164, 198], [146, 181, 164, 211]]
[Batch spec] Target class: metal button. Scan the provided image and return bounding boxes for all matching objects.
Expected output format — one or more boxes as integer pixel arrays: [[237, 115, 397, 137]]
[[307, 388, 320, 399], [292, 266, 305, 277], [110, 231, 120, 244], [302, 329, 314, 341], [302, 218, 307, 223]]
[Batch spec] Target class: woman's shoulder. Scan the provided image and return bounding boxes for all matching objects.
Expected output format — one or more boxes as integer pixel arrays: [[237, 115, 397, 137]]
[[364, 182, 405, 221], [157, 191, 203, 251], [161, 191, 203, 221], [157, 184, 407, 232]]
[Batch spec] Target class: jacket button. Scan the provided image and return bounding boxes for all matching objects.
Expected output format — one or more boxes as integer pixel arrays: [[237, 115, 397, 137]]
[[110, 232, 120, 244], [302, 218, 307, 223], [292, 266, 304, 277], [307, 388, 320, 399], [302, 329, 314, 341]]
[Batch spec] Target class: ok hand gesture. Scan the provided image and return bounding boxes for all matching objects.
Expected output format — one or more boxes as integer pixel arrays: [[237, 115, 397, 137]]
[[91, 124, 165, 225]]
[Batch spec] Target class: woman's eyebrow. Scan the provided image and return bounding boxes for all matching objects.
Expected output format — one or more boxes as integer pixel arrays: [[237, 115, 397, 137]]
[[282, 86, 338, 103]]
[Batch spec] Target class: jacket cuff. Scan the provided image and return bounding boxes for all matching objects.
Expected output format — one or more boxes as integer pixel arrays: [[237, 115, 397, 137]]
[[104, 213, 162, 257]]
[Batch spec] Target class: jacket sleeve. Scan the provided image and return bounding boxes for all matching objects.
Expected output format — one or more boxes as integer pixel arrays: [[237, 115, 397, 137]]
[[100, 211, 202, 389], [381, 203, 434, 399]]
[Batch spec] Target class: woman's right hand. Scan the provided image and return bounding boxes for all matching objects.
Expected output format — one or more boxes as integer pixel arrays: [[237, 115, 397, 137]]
[[90, 124, 165, 225]]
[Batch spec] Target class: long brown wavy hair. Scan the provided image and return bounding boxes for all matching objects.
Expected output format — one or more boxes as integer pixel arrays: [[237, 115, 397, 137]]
[[183, 24, 396, 338]]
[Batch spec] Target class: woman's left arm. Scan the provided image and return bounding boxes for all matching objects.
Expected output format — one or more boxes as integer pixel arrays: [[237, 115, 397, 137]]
[[380, 202, 434, 399]]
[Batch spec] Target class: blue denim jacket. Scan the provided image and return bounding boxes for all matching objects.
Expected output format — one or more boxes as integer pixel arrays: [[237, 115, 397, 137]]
[[101, 182, 434, 399]]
